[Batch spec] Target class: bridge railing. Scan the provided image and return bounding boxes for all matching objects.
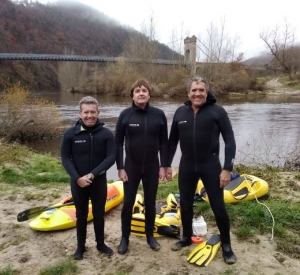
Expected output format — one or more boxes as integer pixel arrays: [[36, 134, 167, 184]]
[[0, 53, 187, 65]]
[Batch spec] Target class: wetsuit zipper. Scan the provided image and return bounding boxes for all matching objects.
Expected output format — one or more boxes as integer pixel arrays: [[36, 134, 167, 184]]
[[90, 133, 93, 172], [142, 113, 147, 173], [193, 113, 197, 172]]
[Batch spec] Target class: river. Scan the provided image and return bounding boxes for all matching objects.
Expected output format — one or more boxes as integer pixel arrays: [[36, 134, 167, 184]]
[[29, 90, 300, 180]]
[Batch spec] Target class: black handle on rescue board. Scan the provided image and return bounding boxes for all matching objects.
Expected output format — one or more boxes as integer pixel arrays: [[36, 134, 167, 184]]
[[17, 202, 75, 222]]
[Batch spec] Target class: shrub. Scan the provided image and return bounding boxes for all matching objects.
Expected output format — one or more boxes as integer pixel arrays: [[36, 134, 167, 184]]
[[0, 83, 64, 142]]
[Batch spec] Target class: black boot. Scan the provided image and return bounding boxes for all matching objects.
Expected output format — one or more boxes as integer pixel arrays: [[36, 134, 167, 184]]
[[171, 236, 192, 251], [222, 244, 237, 264], [118, 237, 129, 254], [97, 243, 113, 256], [147, 236, 160, 251], [93, 213, 113, 256], [73, 247, 86, 260], [74, 218, 87, 260]]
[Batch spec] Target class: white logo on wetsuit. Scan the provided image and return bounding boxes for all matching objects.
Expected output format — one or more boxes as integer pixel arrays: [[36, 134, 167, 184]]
[[75, 140, 87, 143], [129, 124, 139, 127]]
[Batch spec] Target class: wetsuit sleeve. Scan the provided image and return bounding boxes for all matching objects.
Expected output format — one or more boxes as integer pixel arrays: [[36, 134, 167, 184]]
[[60, 129, 80, 182], [167, 110, 180, 167], [115, 111, 126, 169], [159, 111, 169, 167], [218, 109, 236, 171], [91, 130, 116, 177]]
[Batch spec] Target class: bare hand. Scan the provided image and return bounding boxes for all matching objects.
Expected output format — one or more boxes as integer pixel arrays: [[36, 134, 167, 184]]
[[159, 167, 166, 181], [76, 175, 92, 188], [118, 169, 128, 182], [220, 170, 231, 188], [166, 167, 173, 181]]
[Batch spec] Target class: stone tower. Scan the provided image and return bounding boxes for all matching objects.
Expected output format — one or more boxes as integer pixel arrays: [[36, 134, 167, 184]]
[[184, 35, 197, 74]]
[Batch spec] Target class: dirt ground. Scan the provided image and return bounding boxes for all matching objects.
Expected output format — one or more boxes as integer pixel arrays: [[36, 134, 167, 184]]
[[1, 80, 300, 275]]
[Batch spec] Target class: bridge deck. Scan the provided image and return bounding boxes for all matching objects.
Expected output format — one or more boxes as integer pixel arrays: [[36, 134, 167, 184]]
[[0, 53, 185, 65]]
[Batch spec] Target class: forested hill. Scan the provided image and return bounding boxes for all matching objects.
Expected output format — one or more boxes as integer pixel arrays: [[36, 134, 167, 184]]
[[0, 0, 177, 89]]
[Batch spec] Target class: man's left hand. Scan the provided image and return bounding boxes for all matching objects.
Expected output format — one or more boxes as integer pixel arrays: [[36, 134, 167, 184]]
[[220, 170, 231, 188], [159, 167, 166, 181]]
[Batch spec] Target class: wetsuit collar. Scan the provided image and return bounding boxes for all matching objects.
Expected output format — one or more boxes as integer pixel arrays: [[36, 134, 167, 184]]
[[74, 119, 104, 134], [132, 101, 150, 111]]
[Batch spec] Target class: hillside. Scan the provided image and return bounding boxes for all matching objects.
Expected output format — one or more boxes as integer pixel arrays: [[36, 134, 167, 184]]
[[242, 54, 272, 67], [0, 0, 178, 90]]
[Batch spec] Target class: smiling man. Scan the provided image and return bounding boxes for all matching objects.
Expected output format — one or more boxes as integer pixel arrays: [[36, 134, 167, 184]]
[[115, 78, 168, 254], [61, 96, 116, 260], [166, 76, 237, 264]]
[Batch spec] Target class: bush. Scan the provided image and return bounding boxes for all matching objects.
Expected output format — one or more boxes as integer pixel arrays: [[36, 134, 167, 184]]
[[0, 83, 64, 142]]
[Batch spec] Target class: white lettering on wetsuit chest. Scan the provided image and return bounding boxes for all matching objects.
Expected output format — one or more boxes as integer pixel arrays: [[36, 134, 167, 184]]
[[75, 140, 87, 143]]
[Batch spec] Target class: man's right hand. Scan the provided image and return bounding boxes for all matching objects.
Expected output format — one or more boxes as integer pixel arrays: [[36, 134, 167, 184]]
[[76, 175, 92, 188], [118, 169, 128, 182]]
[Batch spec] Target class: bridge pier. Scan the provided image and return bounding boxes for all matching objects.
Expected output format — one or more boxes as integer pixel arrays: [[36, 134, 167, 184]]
[[184, 35, 197, 75]]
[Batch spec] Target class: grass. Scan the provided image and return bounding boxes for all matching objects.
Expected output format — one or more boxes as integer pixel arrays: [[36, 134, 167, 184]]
[[0, 142, 69, 190], [38, 258, 78, 275], [278, 75, 300, 90], [0, 266, 19, 275]]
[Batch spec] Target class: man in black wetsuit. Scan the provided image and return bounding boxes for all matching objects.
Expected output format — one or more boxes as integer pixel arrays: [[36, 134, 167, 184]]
[[166, 76, 237, 264], [61, 96, 116, 260], [115, 78, 168, 254]]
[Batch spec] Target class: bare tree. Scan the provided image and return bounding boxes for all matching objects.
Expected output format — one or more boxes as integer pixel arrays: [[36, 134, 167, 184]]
[[260, 19, 299, 79], [122, 14, 162, 82], [169, 22, 186, 62], [196, 17, 241, 84]]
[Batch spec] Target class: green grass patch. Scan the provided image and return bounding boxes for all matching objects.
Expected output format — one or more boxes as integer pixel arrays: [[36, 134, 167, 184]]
[[278, 75, 300, 90], [220, 268, 239, 275], [0, 141, 33, 165], [256, 76, 274, 85], [280, 75, 300, 87], [0, 143, 69, 186], [38, 258, 78, 275], [0, 266, 19, 275], [156, 178, 179, 200]]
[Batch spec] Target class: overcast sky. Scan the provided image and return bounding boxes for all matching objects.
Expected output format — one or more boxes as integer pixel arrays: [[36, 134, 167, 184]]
[[38, 0, 299, 59]]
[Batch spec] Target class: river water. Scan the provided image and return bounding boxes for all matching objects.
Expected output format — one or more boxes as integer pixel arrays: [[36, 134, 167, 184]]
[[30, 90, 300, 180]]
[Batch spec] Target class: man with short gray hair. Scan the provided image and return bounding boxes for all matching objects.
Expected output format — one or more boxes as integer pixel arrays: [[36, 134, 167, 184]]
[[61, 96, 116, 260], [167, 76, 237, 264]]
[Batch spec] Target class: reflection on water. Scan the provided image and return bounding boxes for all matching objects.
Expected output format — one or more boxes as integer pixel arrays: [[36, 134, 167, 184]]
[[30, 90, 300, 180]]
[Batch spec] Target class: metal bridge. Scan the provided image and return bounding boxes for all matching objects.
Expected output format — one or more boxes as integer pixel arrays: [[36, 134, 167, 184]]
[[0, 53, 185, 65]]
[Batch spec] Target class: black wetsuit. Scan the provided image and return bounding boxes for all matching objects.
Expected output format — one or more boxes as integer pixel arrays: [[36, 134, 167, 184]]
[[61, 119, 116, 249], [115, 102, 168, 237], [168, 92, 236, 244]]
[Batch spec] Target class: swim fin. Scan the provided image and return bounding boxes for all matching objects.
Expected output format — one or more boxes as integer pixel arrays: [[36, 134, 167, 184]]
[[132, 193, 144, 214], [187, 234, 221, 267], [131, 214, 180, 238]]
